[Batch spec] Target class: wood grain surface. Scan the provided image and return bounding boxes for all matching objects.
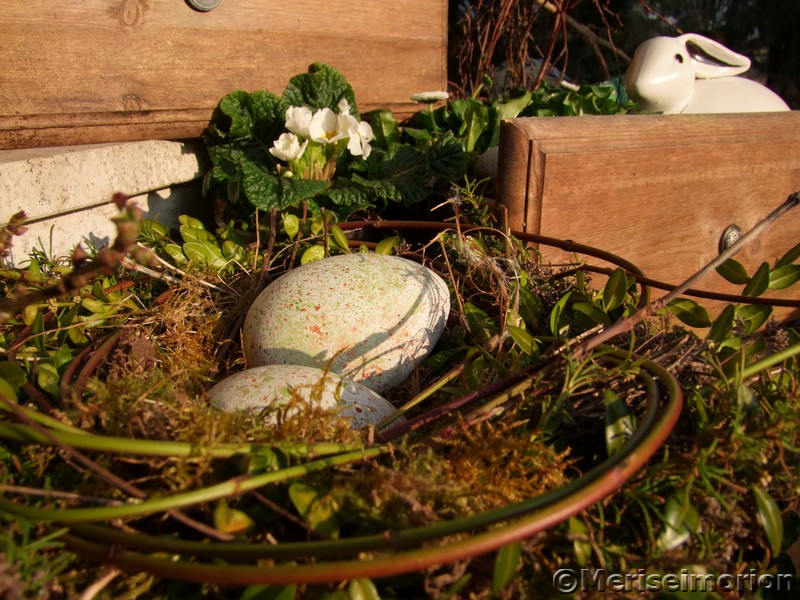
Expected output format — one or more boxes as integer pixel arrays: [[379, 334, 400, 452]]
[[496, 112, 800, 320], [0, 0, 447, 149]]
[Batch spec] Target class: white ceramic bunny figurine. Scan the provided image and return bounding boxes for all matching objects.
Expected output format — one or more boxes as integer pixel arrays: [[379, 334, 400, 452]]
[[625, 33, 790, 114]]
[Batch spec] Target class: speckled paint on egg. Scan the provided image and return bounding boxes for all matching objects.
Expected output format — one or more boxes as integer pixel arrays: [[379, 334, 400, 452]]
[[207, 364, 398, 428], [242, 253, 450, 393]]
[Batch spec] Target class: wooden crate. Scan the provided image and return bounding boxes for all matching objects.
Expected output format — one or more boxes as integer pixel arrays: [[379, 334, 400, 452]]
[[496, 112, 800, 320], [0, 0, 446, 149]]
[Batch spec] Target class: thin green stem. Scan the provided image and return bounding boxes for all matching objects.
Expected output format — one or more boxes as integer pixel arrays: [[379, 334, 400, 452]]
[[740, 341, 800, 380], [0, 446, 388, 522]]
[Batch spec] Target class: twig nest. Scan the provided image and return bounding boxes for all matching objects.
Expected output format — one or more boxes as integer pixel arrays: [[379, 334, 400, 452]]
[[242, 253, 450, 393], [208, 364, 397, 428]]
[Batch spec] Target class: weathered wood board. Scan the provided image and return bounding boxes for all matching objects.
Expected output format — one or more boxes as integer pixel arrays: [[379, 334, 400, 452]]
[[0, 0, 447, 149], [496, 112, 800, 320]]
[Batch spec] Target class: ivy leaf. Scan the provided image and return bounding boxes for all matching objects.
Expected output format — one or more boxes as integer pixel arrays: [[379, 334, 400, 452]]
[[742, 261, 770, 297], [753, 485, 783, 556], [667, 298, 711, 328], [492, 541, 522, 593], [282, 63, 358, 117], [715, 258, 750, 285]]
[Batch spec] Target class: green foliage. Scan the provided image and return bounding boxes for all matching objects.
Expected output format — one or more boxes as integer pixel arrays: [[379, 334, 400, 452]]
[[408, 80, 634, 162], [204, 64, 466, 221]]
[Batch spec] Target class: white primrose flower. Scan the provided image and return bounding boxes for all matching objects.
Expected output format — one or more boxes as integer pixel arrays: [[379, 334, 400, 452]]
[[269, 132, 308, 162], [337, 98, 352, 115], [410, 90, 450, 103], [309, 108, 347, 144], [285, 106, 313, 138], [346, 120, 375, 158]]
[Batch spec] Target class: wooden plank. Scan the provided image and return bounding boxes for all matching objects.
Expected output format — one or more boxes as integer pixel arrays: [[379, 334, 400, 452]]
[[496, 113, 800, 320], [0, 0, 447, 149]]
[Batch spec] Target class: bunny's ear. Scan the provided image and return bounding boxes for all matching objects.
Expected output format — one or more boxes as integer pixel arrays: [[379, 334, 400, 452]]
[[677, 33, 751, 79]]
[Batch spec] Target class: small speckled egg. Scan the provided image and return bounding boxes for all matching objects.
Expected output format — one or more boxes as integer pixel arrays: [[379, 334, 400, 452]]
[[207, 364, 397, 428], [242, 253, 450, 393]]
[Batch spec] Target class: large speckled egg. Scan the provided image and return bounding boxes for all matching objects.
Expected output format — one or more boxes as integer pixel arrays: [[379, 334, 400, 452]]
[[242, 253, 450, 393], [208, 364, 397, 428]]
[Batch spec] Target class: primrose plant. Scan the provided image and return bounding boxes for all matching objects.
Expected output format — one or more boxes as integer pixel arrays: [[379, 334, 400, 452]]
[[270, 99, 374, 181], [203, 63, 465, 225]]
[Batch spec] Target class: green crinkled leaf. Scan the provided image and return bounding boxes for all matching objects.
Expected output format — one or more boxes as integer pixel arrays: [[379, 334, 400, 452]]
[[753, 485, 783, 556], [742, 261, 770, 297], [216, 90, 255, 138], [324, 183, 379, 212], [425, 130, 468, 182], [715, 258, 750, 285], [241, 162, 330, 212], [667, 298, 711, 328], [282, 63, 358, 117], [768, 264, 800, 290]]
